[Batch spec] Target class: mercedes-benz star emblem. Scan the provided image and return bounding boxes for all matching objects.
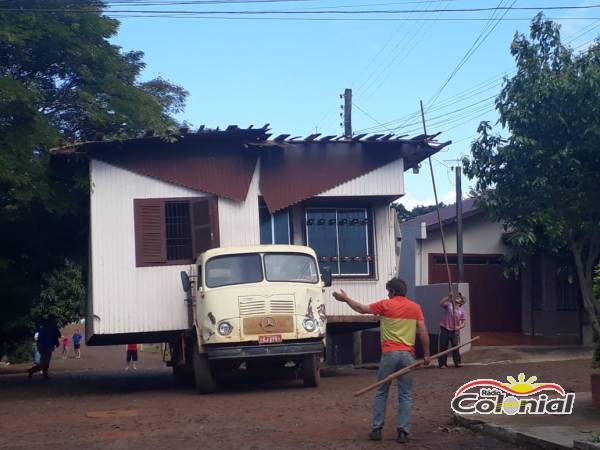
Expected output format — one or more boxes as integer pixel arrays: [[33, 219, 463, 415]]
[[261, 317, 276, 330]]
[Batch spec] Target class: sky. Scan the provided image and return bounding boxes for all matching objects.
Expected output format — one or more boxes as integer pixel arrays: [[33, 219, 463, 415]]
[[106, 0, 600, 209]]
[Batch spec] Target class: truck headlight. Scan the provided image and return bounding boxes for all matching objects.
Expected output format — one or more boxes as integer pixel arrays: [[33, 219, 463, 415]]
[[303, 318, 317, 332], [217, 321, 233, 336]]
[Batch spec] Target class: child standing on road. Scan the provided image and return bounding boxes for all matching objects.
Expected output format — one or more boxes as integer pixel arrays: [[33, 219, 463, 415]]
[[61, 335, 69, 359], [72, 330, 82, 359], [125, 344, 138, 370]]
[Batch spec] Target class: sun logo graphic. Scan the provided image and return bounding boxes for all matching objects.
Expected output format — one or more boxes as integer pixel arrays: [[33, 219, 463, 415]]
[[451, 373, 575, 415]]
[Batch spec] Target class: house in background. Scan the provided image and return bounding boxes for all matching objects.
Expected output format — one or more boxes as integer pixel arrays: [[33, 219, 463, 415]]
[[51, 125, 449, 360], [399, 198, 589, 345]]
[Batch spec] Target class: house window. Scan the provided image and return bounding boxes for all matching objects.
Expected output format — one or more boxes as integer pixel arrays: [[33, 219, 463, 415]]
[[305, 208, 374, 277], [259, 206, 291, 244], [165, 202, 193, 261], [134, 197, 219, 267]]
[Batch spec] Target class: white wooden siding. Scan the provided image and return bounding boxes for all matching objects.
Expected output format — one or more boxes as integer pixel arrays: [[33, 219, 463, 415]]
[[317, 158, 404, 197], [89, 155, 403, 336], [90, 159, 206, 336], [218, 162, 261, 247]]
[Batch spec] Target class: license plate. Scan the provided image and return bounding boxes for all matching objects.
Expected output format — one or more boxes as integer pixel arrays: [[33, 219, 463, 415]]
[[258, 334, 282, 344]]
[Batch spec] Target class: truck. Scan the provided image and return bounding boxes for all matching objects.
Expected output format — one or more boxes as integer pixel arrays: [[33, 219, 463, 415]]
[[171, 244, 331, 393]]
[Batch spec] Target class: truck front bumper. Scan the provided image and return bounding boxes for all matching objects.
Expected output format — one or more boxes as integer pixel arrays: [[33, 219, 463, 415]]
[[205, 340, 324, 360]]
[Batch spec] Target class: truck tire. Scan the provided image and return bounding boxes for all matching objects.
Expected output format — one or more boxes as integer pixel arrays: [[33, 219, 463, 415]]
[[302, 354, 320, 388], [193, 348, 217, 394]]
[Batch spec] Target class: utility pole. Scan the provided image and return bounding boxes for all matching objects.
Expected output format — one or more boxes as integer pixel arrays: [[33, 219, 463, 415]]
[[455, 165, 464, 283], [343, 88, 352, 138]]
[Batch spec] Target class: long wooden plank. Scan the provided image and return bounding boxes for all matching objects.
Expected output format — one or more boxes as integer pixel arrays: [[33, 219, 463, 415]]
[[354, 336, 480, 397]]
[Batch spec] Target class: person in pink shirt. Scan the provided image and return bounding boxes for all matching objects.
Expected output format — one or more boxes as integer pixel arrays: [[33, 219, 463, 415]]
[[438, 293, 466, 368], [61, 335, 69, 359]]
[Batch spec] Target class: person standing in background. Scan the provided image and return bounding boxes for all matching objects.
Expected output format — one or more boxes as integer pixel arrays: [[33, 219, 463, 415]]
[[72, 330, 82, 359], [125, 343, 138, 370], [27, 317, 60, 380]]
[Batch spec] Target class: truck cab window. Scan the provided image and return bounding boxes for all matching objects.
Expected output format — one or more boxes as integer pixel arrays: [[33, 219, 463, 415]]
[[205, 254, 263, 288]]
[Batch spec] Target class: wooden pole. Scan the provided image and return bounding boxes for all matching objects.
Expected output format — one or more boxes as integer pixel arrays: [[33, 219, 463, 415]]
[[353, 336, 480, 397], [420, 100, 457, 322]]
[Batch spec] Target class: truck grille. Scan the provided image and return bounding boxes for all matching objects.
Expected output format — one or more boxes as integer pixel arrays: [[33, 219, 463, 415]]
[[239, 295, 295, 316]]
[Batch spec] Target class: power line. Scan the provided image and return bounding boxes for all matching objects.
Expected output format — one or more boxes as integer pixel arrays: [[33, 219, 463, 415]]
[[5, 4, 600, 14], [425, 0, 518, 109]]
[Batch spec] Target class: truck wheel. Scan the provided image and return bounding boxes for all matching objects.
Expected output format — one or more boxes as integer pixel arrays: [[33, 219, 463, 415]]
[[302, 354, 320, 388], [193, 349, 217, 394]]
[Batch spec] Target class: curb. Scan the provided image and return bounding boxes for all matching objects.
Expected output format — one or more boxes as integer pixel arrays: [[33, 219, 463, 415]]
[[453, 414, 572, 450], [574, 440, 600, 450]]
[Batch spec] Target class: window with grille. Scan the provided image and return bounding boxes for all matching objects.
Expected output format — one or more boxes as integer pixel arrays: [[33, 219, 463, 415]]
[[165, 202, 193, 261], [134, 197, 219, 267], [305, 207, 374, 277]]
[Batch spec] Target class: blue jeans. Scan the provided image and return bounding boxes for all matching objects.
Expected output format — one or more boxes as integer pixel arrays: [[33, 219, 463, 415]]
[[372, 351, 415, 433]]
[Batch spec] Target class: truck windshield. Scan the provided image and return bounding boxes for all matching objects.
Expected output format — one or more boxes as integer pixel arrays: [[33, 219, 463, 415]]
[[205, 254, 263, 288], [264, 253, 319, 283]]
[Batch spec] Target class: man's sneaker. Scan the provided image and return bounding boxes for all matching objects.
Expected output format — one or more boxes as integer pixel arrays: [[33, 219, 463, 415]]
[[368, 428, 382, 441], [396, 430, 409, 444]]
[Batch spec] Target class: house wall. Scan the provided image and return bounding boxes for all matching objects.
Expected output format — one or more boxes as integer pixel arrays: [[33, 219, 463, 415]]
[[317, 158, 404, 197], [416, 215, 509, 285], [520, 255, 582, 342], [89, 156, 404, 337], [218, 162, 261, 247], [89, 159, 205, 336]]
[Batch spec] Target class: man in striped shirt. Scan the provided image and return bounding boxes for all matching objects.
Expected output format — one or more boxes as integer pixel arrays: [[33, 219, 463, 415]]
[[333, 278, 430, 444]]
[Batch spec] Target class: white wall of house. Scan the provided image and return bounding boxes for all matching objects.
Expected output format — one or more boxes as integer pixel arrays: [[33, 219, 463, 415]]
[[89, 155, 405, 337], [317, 158, 404, 197], [415, 215, 509, 285], [218, 162, 261, 247], [90, 159, 204, 336]]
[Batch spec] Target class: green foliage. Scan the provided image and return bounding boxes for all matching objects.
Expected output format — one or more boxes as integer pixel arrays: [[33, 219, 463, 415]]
[[2, 338, 35, 364], [393, 202, 446, 222], [0, 0, 188, 352], [31, 260, 85, 328], [463, 14, 600, 335]]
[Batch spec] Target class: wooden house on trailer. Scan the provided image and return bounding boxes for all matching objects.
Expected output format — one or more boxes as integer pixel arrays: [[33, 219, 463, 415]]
[[51, 125, 449, 355]]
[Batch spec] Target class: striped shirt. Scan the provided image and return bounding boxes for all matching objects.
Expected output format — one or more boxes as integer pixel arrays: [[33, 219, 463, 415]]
[[369, 296, 424, 353]]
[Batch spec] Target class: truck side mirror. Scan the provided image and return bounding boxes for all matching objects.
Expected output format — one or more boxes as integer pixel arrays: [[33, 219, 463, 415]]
[[321, 267, 332, 287], [180, 271, 191, 293]]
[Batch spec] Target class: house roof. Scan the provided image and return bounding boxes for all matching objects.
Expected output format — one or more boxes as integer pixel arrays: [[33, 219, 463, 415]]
[[401, 197, 480, 230], [51, 125, 450, 213]]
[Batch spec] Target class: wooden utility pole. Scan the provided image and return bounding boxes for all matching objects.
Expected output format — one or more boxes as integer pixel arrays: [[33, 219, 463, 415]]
[[456, 165, 464, 282], [343, 88, 352, 138]]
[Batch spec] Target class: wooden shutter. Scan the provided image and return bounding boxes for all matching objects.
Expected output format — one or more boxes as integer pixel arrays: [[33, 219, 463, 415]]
[[134, 199, 167, 267], [191, 197, 220, 258]]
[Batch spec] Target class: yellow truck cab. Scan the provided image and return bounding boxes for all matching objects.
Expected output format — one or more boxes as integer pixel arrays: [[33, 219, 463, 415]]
[[178, 245, 331, 393]]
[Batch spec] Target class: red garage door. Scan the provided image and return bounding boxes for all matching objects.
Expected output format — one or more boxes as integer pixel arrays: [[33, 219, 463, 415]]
[[429, 254, 521, 332]]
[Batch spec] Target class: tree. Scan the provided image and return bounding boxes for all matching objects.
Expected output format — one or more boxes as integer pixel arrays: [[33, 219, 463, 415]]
[[0, 1, 188, 348], [463, 14, 600, 336], [392, 202, 446, 222]]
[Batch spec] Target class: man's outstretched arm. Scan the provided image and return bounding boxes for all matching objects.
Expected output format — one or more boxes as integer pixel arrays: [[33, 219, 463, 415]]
[[332, 289, 372, 315]]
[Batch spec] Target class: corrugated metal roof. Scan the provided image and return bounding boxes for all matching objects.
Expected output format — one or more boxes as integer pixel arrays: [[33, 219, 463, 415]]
[[51, 125, 450, 211], [401, 197, 480, 229]]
